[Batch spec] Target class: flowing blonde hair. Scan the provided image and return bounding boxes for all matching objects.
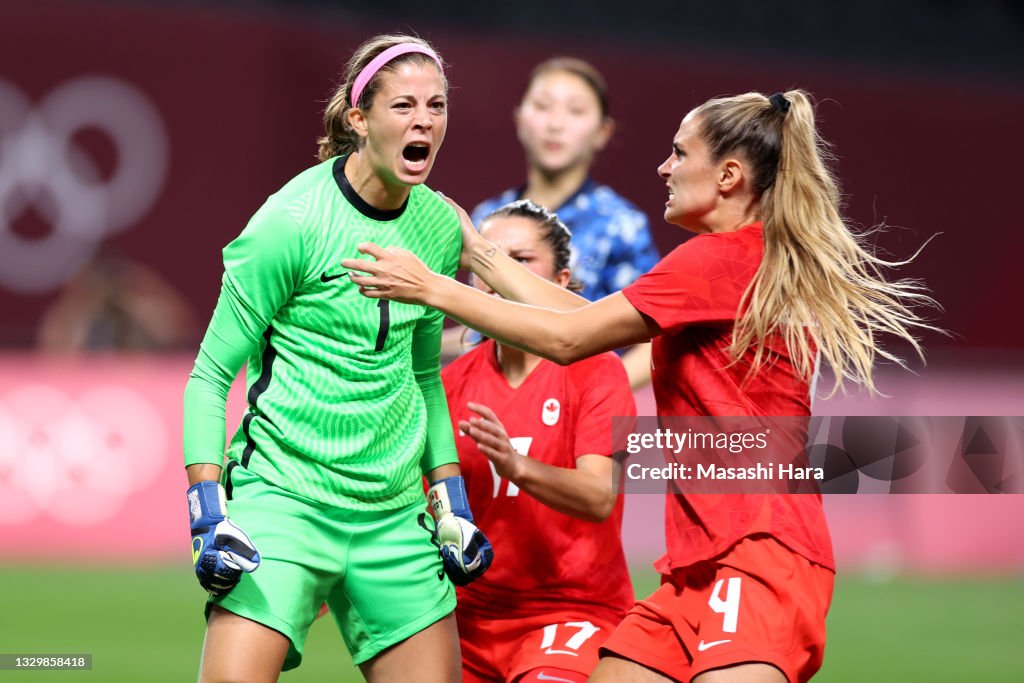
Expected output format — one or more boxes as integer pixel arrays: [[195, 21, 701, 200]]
[[694, 90, 939, 395], [316, 34, 446, 161]]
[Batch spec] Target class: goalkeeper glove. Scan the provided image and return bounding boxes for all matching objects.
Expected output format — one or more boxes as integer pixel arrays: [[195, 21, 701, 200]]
[[428, 476, 493, 586], [187, 480, 260, 597]]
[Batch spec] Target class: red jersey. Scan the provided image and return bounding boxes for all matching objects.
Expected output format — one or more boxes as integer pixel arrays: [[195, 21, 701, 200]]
[[621, 223, 834, 572], [442, 340, 636, 622]]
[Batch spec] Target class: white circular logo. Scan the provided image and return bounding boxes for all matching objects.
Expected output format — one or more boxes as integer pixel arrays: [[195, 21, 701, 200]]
[[0, 76, 169, 292]]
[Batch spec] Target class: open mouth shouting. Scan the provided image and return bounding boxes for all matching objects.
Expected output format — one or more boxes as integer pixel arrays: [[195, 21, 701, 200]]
[[402, 141, 431, 173]]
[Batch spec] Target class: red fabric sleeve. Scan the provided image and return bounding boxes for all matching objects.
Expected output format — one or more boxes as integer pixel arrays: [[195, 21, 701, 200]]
[[568, 353, 636, 458], [621, 226, 763, 334]]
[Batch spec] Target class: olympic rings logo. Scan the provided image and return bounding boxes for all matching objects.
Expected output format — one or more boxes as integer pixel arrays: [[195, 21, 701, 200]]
[[0, 384, 167, 526], [0, 76, 168, 293]]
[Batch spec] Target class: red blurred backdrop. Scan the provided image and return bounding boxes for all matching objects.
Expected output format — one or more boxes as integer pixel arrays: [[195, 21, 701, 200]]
[[1, 1, 1022, 572], [0, 1, 1021, 352]]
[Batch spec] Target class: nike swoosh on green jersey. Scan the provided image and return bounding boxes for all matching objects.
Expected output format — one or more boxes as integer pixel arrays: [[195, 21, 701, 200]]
[[320, 271, 350, 282]]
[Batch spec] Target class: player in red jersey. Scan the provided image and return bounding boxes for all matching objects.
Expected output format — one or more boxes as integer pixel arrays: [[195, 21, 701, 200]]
[[346, 90, 936, 682], [442, 199, 636, 683]]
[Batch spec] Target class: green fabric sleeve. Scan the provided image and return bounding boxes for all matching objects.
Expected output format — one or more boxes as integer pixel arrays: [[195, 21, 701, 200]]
[[414, 306, 458, 474], [416, 209, 462, 475], [183, 204, 305, 467]]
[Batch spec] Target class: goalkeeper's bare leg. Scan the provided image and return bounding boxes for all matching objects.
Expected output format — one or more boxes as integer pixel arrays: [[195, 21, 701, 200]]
[[198, 606, 290, 683], [358, 612, 460, 683]]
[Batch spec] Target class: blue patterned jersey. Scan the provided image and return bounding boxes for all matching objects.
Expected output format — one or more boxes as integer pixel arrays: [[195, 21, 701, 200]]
[[471, 179, 659, 301]]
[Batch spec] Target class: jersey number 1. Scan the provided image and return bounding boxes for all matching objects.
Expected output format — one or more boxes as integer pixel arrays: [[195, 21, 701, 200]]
[[375, 301, 389, 352]]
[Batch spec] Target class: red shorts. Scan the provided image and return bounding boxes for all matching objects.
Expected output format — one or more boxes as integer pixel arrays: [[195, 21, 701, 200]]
[[459, 608, 622, 683], [601, 535, 834, 683]]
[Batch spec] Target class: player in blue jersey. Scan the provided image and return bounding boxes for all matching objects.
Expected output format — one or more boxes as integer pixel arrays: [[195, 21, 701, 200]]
[[467, 58, 660, 387]]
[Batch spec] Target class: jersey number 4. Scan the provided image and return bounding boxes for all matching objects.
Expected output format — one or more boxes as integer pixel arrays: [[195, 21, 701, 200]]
[[708, 577, 742, 633]]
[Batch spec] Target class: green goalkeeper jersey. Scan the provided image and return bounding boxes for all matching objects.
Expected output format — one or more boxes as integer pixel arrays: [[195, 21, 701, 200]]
[[183, 156, 462, 510]]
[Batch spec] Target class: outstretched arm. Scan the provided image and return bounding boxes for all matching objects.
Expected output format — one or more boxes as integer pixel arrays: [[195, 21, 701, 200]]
[[447, 196, 588, 312], [343, 244, 656, 365]]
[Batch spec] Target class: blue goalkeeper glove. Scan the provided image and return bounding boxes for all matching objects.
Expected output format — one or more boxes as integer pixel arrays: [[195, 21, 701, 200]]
[[187, 480, 260, 597], [428, 476, 493, 586]]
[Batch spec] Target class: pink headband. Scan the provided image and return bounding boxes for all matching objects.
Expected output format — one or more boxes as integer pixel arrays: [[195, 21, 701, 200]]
[[350, 43, 444, 108]]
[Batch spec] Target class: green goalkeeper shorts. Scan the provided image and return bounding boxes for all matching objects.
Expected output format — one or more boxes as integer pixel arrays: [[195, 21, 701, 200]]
[[206, 464, 455, 670]]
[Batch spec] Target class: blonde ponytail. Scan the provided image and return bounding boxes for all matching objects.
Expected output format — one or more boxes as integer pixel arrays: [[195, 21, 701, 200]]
[[696, 90, 939, 395]]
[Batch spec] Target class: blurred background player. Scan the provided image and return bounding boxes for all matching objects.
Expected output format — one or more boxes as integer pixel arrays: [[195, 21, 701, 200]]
[[442, 200, 636, 683], [344, 89, 939, 683], [182, 34, 491, 683], [446, 57, 659, 388], [37, 247, 198, 352]]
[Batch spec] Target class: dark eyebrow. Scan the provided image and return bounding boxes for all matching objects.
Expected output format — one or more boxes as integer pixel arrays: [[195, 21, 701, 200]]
[[390, 94, 447, 102]]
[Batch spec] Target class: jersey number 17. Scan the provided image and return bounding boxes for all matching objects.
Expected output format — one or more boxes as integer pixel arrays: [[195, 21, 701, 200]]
[[489, 437, 532, 497]]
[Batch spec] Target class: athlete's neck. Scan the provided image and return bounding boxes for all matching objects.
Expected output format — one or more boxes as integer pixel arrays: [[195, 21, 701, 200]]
[[521, 163, 588, 211], [496, 343, 544, 389], [345, 152, 410, 211], [693, 199, 762, 235]]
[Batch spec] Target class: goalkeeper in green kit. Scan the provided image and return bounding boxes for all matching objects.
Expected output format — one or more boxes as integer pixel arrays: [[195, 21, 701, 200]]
[[182, 34, 492, 683]]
